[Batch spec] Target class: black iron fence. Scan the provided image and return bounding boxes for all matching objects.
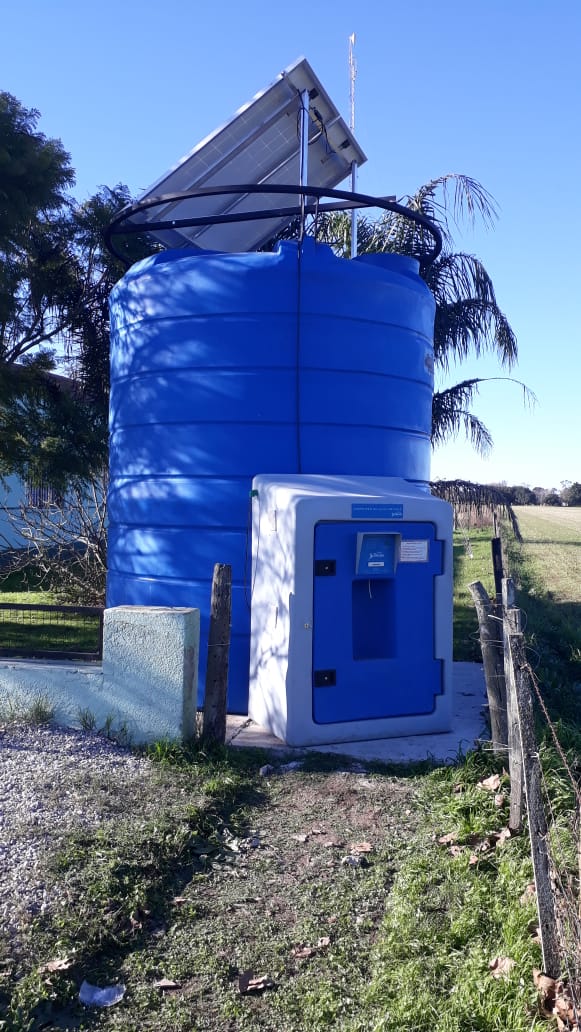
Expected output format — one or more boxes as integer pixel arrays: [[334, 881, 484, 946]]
[[0, 603, 104, 661]]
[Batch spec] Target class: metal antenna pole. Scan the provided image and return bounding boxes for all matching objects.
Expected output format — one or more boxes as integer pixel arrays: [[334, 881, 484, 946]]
[[349, 32, 358, 259]]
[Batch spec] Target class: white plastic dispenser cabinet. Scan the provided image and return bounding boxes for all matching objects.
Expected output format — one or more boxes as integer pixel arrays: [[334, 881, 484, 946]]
[[249, 475, 453, 747]]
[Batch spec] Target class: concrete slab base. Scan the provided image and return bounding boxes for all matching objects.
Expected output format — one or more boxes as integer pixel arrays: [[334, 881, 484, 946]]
[[0, 656, 487, 763], [226, 663, 487, 764]]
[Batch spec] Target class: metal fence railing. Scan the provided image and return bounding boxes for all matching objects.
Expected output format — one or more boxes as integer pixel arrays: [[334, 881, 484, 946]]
[[0, 603, 104, 661]]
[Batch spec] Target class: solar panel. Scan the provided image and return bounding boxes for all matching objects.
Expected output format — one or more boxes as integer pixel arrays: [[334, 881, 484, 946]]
[[121, 57, 367, 253]]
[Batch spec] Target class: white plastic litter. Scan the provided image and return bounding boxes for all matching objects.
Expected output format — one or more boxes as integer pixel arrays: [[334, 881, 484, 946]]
[[259, 760, 303, 777], [79, 980, 126, 1008]]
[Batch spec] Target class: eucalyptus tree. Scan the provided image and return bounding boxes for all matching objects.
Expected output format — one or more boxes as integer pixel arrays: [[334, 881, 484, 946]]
[[0, 90, 149, 486]]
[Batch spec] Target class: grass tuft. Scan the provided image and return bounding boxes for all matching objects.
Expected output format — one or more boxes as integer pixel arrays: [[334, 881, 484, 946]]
[[0, 690, 54, 725]]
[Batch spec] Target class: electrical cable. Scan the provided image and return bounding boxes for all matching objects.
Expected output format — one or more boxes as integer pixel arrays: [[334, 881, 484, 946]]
[[243, 490, 260, 612]]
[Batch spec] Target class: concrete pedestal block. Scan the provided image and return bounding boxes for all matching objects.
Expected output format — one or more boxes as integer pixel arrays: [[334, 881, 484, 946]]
[[103, 606, 199, 742]]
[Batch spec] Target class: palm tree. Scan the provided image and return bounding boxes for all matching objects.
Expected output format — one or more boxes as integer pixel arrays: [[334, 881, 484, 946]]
[[313, 173, 527, 455]]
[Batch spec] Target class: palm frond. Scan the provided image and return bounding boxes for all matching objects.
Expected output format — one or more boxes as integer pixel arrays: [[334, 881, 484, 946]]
[[432, 377, 536, 452], [402, 174, 499, 240], [434, 296, 517, 370], [425, 252, 497, 304], [432, 379, 492, 454], [430, 478, 522, 542]]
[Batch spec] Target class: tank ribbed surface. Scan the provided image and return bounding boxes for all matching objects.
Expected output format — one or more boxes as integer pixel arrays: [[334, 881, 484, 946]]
[[107, 238, 435, 712]]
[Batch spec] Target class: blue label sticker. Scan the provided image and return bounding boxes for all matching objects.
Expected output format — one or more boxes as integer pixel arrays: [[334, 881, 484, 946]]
[[351, 503, 404, 519]]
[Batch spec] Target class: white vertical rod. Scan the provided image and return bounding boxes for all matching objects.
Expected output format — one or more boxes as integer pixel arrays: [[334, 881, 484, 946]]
[[351, 160, 358, 259], [299, 88, 310, 188], [299, 88, 309, 238], [349, 33, 357, 259]]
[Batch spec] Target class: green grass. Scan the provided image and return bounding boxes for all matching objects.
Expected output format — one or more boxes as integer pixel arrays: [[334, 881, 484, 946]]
[[504, 506, 581, 736], [361, 756, 543, 1032], [1, 741, 548, 1032], [0, 566, 57, 604], [453, 527, 497, 661], [0, 567, 101, 656], [511, 506, 581, 604], [500, 506, 581, 1002]]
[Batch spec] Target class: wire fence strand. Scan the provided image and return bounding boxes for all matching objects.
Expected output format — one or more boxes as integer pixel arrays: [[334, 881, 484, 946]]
[[501, 589, 581, 1021]]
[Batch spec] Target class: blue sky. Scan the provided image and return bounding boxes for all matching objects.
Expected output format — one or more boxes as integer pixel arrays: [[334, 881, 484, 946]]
[[3, 0, 580, 489]]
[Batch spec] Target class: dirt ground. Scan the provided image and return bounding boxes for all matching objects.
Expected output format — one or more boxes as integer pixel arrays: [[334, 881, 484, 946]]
[[3, 735, 425, 1030], [137, 761, 423, 1030]]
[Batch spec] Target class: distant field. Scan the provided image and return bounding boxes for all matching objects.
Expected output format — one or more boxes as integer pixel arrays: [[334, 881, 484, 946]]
[[513, 505, 581, 603]]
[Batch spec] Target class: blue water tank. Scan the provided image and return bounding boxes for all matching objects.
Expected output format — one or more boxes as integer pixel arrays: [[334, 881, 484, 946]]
[[107, 237, 435, 712]]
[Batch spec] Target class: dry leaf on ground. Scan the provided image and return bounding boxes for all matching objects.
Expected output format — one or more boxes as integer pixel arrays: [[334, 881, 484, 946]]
[[40, 957, 74, 974], [351, 841, 373, 854], [532, 968, 578, 1028], [238, 971, 274, 994], [292, 936, 331, 960], [478, 773, 502, 792], [554, 992, 578, 1028], [153, 978, 181, 990], [468, 829, 511, 852], [495, 827, 511, 847], [292, 945, 316, 959], [437, 832, 458, 845], [489, 956, 516, 979], [533, 968, 561, 1014]]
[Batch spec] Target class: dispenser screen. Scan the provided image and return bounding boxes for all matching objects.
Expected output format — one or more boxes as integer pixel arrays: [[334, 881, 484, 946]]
[[355, 533, 400, 577]]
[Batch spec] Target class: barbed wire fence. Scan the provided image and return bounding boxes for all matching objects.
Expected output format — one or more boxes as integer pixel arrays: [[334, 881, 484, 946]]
[[470, 559, 581, 1028]]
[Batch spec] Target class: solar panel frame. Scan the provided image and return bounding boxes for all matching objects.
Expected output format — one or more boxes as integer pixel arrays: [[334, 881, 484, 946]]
[[124, 56, 367, 253]]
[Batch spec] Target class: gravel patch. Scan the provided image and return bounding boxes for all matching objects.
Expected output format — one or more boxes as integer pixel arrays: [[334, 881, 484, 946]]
[[0, 723, 158, 941]]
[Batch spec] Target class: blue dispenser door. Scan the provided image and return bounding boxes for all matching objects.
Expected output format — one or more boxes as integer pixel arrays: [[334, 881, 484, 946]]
[[312, 521, 443, 723]]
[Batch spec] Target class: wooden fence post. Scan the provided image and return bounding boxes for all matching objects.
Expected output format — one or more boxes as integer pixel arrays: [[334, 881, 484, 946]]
[[491, 536, 504, 602], [511, 645, 561, 978], [468, 581, 507, 751], [202, 563, 232, 745], [502, 578, 524, 834], [577, 799, 581, 921]]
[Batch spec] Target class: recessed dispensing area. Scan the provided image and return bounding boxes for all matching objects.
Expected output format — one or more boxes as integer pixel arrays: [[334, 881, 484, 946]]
[[313, 521, 443, 722]]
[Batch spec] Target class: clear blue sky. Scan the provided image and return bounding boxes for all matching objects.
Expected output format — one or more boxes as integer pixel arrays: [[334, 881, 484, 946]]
[[3, 0, 580, 489]]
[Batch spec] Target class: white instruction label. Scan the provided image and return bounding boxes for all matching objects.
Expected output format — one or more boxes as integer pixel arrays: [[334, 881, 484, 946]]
[[400, 539, 429, 563]]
